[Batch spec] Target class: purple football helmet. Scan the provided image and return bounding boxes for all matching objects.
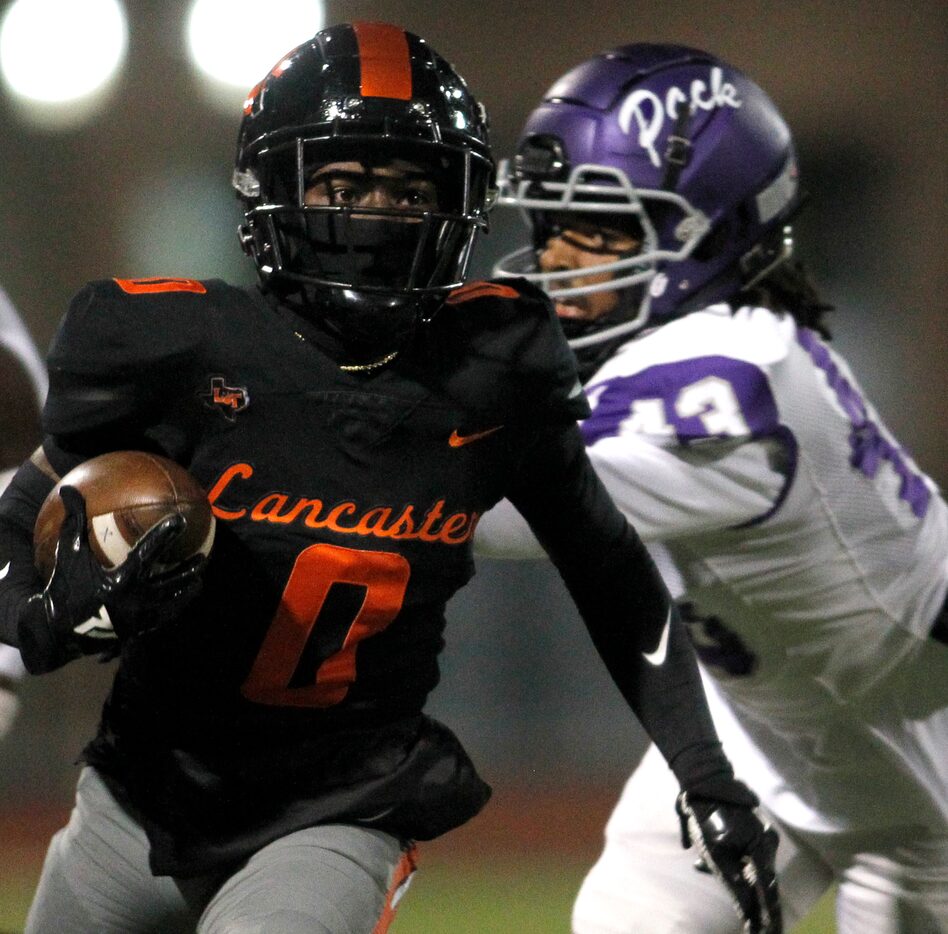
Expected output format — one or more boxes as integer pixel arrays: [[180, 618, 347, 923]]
[[494, 44, 800, 348]]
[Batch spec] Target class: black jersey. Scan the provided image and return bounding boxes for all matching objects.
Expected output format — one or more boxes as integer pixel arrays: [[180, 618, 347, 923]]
[[37, 276, 588, 872], [0, 275, 722, 877]]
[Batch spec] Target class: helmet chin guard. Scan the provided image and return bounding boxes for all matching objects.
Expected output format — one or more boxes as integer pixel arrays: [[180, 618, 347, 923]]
[[494, 160, 711, 347], [492, 44, 801, 350]]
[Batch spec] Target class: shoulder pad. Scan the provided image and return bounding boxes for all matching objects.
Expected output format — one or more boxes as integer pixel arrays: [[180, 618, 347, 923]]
[[111, 276, 210, 297], [43, 277, 232, 437], [435, 277, 588, 423], [629, 305, 791, 373], [444, 280, 523, 306], [48, 276, 217, 371]]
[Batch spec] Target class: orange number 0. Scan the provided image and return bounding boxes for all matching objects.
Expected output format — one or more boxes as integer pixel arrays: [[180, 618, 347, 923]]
[[241, 543, 411, 708]]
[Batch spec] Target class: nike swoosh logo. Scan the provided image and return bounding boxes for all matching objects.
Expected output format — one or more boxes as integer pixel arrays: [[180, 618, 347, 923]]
[[0, 561, 9, 580], [643, 608, 672, 666], [449, 425, 504, 448]]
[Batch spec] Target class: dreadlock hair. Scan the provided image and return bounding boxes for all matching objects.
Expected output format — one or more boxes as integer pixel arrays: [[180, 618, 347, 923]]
[[733, 259, 834, 340]]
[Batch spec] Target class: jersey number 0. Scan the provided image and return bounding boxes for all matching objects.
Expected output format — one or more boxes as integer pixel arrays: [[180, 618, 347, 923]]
[[241, 543, 411, 708]]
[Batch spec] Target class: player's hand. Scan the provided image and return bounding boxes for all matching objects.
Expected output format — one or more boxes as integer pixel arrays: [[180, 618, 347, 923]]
[[676, 790, 783, 933], [19, 486, 205, 672]]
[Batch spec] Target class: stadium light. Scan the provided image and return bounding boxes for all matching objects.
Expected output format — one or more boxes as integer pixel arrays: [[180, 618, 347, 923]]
[[186, 0, 324, 107], [0, 0, 127, 109]]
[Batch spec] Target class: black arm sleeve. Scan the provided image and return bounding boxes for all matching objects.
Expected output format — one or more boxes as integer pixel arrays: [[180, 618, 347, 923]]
[[507, 422, 740, 796], [0, 459, 56, 658]]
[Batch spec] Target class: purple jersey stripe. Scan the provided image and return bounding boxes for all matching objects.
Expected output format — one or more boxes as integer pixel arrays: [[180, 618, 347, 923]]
[[796, 328, 930, 518]]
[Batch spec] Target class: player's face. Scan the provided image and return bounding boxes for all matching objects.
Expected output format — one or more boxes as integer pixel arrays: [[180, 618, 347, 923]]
[[304, 159, 440, 215], [537, 218, 641, 322]]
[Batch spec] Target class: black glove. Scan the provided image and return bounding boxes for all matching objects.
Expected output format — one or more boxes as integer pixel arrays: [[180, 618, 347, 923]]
[[18, 485, 205, 673], [676, 790, 783, 934]]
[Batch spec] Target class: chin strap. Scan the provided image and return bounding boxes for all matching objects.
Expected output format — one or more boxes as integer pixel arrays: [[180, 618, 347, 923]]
[[661, 104, 694, 192]]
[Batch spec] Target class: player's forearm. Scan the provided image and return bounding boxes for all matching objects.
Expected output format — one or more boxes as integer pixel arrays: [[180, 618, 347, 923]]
[[559, 526, 734, 791], [509, 425, 735, 791]]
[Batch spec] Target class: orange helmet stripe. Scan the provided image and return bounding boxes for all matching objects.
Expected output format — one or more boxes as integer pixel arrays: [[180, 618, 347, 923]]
[[352, 22, 412, 101]]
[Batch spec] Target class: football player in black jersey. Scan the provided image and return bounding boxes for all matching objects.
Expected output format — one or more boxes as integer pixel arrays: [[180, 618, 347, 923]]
[[0, 23, 781, 934]]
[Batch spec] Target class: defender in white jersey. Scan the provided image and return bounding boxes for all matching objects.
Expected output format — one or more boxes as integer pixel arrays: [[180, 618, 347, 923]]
[[0, 285, 48, 736], [482, 43, 948, 933]]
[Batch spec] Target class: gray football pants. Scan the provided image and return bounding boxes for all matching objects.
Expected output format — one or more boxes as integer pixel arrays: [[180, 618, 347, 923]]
[[25, 767, 415, 934]]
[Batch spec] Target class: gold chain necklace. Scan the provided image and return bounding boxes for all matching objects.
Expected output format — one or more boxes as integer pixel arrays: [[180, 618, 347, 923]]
[[339, 349, 400, 371], [293, 331, 399, 372]]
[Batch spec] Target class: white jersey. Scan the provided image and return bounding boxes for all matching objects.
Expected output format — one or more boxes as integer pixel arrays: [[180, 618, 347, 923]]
[[0, 286, 47, 681], [477, 303, 948, 840]]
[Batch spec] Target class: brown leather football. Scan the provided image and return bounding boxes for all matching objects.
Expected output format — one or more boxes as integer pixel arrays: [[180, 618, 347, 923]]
[[34, 451, 215, 580]]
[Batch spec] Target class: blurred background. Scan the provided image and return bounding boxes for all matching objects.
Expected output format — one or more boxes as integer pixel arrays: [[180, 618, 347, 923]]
[[0, 1, 945, 929]]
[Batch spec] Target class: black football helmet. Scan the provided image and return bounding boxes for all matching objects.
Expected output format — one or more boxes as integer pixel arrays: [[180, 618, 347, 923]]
[[233, 21, 495, 351]]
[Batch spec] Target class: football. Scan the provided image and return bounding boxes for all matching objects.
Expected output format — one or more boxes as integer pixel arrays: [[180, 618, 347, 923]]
[[34, 451, 215, 580]]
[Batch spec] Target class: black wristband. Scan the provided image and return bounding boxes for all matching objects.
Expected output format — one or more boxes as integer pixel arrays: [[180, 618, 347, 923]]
[[669, 740, 757, 807]]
